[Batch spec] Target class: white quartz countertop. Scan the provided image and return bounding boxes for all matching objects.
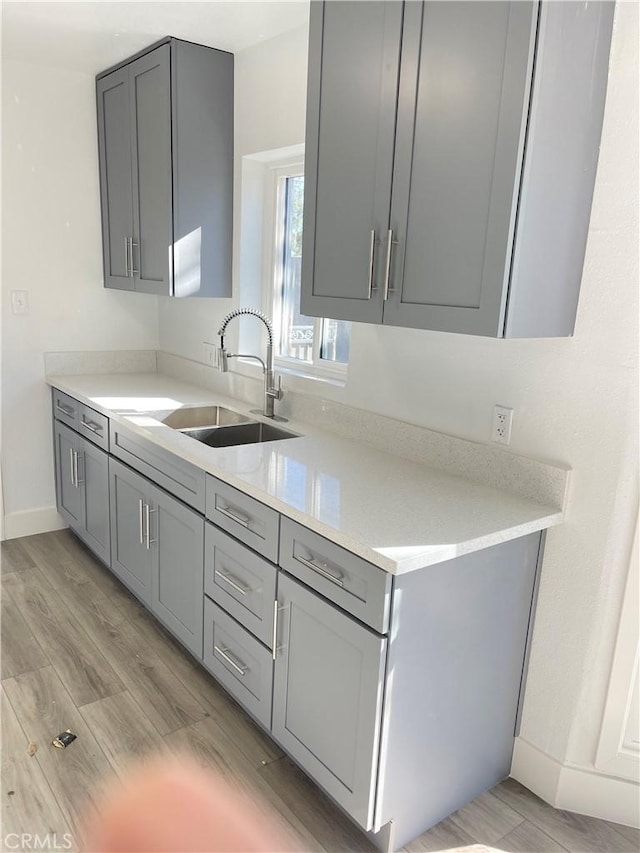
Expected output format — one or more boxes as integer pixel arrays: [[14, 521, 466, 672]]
[[47, 372, 564, 574]]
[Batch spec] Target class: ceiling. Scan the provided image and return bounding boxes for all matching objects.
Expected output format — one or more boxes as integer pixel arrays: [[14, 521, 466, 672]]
[[1, 1, 310, 74]]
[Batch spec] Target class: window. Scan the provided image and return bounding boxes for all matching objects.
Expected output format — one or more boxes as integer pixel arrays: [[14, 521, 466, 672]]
[[269, 163, 350, 379]]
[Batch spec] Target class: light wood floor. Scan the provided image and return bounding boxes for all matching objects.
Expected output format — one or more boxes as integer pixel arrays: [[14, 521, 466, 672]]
[[1, 530, 638, 853]]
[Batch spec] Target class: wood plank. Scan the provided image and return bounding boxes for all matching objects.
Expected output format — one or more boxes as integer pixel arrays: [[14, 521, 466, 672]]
[[259, 755, 377, 853], [132, 610, 282, 764], [1, 592, 49, 679], [2, 666, 117, 842], [404, 816, 478, 852], [21, 532, 89, 588], [496, 818, 568, 852], [3, 569, 125, 707], [79, 691, 166, 777], [1, 538, 36, 574], [167, 719, 319, 851], [494, 778, 637, 852], [604, 821, 640, 847], [69, 611, 209, 735], [22, 530, 144, 621], [449, 789, 524, 844], [1, 686, 77, 851]]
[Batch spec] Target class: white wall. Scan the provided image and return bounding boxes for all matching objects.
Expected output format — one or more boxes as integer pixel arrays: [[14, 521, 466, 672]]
[[1, 60, 159, 532], [158, 8, 639, 816]]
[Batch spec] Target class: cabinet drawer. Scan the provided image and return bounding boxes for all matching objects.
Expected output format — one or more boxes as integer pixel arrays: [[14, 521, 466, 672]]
[[79, 404, 109, 451], [111, 422, 205, 512], [52, 389, 80, 429], [205, 476, 279, 562], [279, 518, 392, 634], [205, 523, 276, 648], [203, 598, 273, 730]]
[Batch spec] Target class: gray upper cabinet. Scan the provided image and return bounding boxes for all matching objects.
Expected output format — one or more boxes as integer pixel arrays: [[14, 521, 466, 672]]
[[96, 38, 233, 298], [301, 1, 402, 323], [301, 1, 614, 338]]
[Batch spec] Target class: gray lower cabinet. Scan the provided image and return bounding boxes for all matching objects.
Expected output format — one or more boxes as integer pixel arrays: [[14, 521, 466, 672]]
[[109, 459, 154, 606], [54, 421, 110, 565], [109, 458, 204, 656], [272, 571, 387, 832], [301, 1, 614, 337], [51, 389, 545, 852], [96, 37, 233, 297], [203, 597, 273, 729], [153, 488, 204, 657]]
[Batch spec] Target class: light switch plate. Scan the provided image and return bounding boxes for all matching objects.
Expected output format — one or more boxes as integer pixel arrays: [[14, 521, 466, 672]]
[[10, 290, 30, 315]]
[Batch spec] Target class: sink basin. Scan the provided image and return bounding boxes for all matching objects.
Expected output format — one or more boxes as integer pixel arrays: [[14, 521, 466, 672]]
[[182, 422, 298, 448], [162, 405, 251, 430]]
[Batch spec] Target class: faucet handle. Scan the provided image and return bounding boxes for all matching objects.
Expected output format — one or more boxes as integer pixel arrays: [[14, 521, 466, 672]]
[[267, 374, 283, 400]]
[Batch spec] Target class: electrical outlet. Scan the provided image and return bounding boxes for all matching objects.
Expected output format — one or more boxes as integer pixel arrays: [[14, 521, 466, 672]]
[[492, 405, 513, 445], [203, 342, 217, 367]]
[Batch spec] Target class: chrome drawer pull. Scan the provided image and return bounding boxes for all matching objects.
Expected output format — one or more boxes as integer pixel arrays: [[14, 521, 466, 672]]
[[214, 645, 248, 677], [215, 570, 249, 596], [69, 448, 76, 487], [56, 402, 75, 417], [81, 420, 102, 434], [297, 553, 344, 588], [215, 502, 251, 529]]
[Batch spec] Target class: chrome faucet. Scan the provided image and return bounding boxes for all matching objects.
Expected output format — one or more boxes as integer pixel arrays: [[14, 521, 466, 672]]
[[216, 308, 284, 420]]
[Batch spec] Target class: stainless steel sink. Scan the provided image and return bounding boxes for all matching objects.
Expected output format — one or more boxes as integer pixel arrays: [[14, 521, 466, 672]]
[[162, 405, 251, 430], [182, 422, 298, 448]]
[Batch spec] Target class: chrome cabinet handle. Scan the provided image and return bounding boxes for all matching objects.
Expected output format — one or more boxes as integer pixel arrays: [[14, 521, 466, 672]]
[[56, 402, 75, 417], [215, 502, 251, 529], [145, 504, 157, 549], [81, 420, 102, 435], [296, 553, 344, 588], [215, 570, 249, 596], [130, 240, 139, 276], [383, 229, 399, 301], [138, 499, 145, 545], [74, 451, 85, 486], [367, 229, 377, 299], [272, 599, 278, 661], [214, 645, 248, 677], [125, 237, 130, 277], [69, 448, 76, 487]]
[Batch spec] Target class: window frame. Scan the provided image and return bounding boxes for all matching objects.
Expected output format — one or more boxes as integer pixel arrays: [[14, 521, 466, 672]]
[[263, 160, 349, 383]]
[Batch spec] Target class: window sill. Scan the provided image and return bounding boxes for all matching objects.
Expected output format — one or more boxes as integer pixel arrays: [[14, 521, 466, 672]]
[[235, 357, 347, 389]]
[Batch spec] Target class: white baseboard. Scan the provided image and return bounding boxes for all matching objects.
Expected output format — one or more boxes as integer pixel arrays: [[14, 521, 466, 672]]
[[512, 736, 640, 828], [2, 506, 67, 540]]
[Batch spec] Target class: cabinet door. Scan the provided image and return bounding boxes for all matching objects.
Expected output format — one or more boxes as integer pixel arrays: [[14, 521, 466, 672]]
[[273, 573, 387, 830], [300, 1, 402, 323], [109, 459, 153, 606], [96, 66, 134, 290], [151, 487, 204, 658], [385, 1, 536, 335], [78, 437, 110, 566], [129, 45, 173, 295], [54, 422, 84, 530]]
